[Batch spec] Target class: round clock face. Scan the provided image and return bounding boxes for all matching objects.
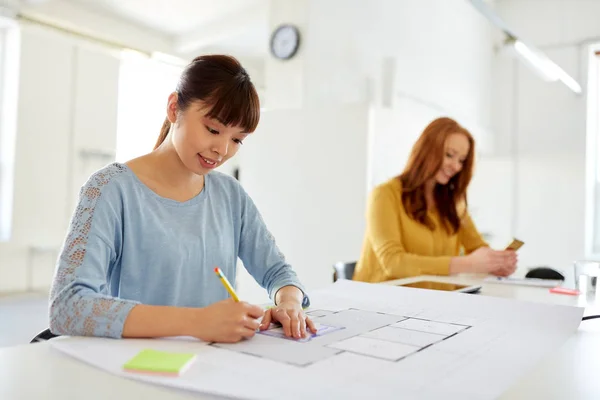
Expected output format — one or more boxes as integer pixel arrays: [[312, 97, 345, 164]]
[[270, 24, 300, 60]]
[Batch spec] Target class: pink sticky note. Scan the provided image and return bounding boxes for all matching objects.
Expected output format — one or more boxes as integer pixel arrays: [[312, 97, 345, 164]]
[[549, 287, 580, 296]]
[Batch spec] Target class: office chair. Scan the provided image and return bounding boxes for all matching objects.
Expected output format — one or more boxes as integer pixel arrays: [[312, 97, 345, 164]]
[[333, 261, 357, 282], [30, 328, 59, 344]]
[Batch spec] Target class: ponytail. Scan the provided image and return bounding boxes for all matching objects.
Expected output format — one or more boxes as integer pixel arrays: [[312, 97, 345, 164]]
[[154, 117, 171, 150]]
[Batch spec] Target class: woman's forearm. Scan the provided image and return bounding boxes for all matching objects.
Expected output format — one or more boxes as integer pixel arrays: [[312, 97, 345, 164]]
[[449, 256, 473, 275], [122, 304, 198, 338]]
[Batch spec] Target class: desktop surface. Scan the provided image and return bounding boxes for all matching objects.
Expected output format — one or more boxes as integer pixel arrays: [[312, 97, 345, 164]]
[[1, 275, 599, 400]]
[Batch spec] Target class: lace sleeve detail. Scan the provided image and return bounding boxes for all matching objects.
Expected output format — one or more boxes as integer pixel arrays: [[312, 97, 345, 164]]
[[49, 164, 138, 338]]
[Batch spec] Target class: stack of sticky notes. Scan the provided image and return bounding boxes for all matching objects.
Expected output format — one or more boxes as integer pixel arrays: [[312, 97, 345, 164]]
[[123, 349, 196, 377]]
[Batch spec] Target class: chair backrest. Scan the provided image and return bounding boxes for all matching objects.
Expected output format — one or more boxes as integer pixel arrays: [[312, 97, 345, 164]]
[[333, 261, 357, 282], [30, 328, 59, 344]]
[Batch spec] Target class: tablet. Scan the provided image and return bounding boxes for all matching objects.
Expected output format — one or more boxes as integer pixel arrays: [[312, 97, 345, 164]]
[[398, 281, 482, 294]]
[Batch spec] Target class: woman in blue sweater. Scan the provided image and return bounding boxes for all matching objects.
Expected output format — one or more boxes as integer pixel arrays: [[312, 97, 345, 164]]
[[49, 55, 316, 343]]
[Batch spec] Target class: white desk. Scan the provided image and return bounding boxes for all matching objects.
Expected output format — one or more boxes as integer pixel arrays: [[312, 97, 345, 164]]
[[384, 275, 600, 400], [1, 275, 599, 399], [381, 274, 600, 309], [0, 343, 208, 400]]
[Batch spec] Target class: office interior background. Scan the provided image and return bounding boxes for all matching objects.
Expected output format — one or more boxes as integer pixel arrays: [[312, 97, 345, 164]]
[[1, 0, 600, 345]]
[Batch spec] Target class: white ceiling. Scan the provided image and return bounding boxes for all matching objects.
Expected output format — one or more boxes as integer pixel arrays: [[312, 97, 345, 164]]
[[64, 0, 269, 56], [66, 0, 259, 34]]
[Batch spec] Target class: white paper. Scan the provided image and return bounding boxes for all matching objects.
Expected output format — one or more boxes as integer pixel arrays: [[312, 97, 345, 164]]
[[50, 280, 584, 400], [390, 318, 468, 335], [328, 336, 419, 361], [361, 326, 446, 347]]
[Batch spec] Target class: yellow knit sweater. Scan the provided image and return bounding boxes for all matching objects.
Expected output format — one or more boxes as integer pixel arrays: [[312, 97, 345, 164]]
[[353, 178, 487, 283]]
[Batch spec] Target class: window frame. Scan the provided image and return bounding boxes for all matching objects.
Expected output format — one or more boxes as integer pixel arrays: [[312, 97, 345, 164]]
[[585, 44, 600, 259], [0, 18, 19, 242]]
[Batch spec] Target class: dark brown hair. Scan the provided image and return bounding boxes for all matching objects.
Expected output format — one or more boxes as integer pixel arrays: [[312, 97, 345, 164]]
[[399, 117, 475, 234], [154, 55, 260, 149]]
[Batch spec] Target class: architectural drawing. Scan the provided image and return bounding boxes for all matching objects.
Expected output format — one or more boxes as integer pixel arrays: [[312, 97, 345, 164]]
[[212, 308, 470, 367], [49, 280, 584, 400]]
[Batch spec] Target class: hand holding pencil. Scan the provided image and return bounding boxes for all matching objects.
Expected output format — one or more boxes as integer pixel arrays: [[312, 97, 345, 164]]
[[212, 267, 317, 341], [182, 267, 262, 343]]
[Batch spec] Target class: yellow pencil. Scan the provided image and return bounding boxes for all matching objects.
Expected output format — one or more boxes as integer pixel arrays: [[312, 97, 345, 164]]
[[214, 267, 240, 302]]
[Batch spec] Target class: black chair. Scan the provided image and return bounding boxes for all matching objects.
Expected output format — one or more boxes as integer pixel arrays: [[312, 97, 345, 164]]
[[333, 261, 357, 282], [30, 328, 59, 344]]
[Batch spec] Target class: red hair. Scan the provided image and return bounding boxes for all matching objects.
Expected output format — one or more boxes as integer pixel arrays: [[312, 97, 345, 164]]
[[399, 117, 475, 234]]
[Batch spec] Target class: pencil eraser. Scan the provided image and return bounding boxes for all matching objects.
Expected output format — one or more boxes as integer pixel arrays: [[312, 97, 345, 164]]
[[549, 287, 580, 296]]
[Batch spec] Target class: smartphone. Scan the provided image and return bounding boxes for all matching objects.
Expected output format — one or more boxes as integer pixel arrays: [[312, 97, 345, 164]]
[[505, 238, 524, 251]]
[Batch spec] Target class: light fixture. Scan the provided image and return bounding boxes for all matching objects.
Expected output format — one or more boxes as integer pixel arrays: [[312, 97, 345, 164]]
[[505, 36, 582, 93], [468, 0, 582, 94], [507, 37, 559, 81]]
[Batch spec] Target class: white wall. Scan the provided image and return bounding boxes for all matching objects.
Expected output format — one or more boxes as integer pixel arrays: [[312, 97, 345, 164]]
[[266, 0, 494, 133], [491, 0, 600, 274], [0, 23, 121, 293], [256, 0, 505, 293], [368, 101, 442, 189], [236, 104, 369, 301], [371, 0, 494, 137], [266, 0, 496, 181]]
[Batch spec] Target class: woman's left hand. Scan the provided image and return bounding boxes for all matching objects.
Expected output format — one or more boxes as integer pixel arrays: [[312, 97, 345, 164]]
[[259, 301, 318, 339]]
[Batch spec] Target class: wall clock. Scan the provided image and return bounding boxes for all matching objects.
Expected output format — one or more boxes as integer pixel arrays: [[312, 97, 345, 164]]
[[270, 24, 300, 60]]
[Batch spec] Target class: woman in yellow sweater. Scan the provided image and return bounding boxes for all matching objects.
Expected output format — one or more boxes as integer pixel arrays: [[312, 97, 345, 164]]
[[353, 117, 517, 283]]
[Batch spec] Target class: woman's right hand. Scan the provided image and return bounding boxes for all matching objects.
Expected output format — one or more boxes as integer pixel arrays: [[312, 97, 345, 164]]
[[466, 247, 517, 276], [190, 299, 265, 343]]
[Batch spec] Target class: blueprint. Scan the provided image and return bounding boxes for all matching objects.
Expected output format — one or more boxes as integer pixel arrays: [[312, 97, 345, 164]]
[[50, 280, 584, 400], [214, 308, 470, 367]]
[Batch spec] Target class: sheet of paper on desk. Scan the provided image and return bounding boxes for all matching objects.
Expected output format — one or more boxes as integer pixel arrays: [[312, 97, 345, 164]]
[[50, 280, 584, 400]]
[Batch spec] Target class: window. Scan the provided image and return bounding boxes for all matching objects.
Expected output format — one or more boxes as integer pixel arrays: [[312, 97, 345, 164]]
[[0, 20, 19, 242], [0, 27, 6, 240], [585, 46, 600, 257], [116, 51, 183, 161]]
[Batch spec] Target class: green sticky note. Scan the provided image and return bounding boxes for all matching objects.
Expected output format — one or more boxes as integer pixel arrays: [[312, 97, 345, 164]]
[[123, 349, 196, 376]]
